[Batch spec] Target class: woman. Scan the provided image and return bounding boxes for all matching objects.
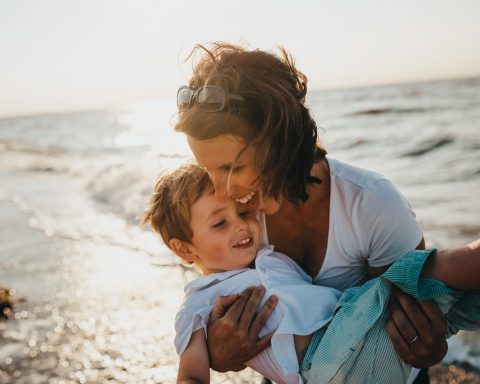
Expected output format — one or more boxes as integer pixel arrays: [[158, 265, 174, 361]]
[[174, 43, 447, 383]]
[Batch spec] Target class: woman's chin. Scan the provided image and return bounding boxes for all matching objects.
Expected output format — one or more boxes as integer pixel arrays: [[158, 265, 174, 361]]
[[258, 197, 281, 215], [244, 196, 260, 211]]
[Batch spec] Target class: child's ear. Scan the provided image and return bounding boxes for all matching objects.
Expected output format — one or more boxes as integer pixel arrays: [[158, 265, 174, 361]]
[[169, 238, 196, 263]]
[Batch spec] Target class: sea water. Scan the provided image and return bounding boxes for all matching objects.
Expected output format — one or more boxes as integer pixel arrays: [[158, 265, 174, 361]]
[[0, 77, 479, 382]]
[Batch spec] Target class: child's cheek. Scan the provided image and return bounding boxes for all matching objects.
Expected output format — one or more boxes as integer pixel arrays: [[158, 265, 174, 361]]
[[207, 243, 227, 264]]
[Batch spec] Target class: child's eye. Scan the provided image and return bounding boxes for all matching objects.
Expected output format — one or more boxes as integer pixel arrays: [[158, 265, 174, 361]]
[[212, 220, 226, 228], [239, 211, 251, 218]]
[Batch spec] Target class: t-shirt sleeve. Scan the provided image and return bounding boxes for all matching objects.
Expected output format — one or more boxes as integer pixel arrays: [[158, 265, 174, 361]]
[[174, 310, 209, 356], [356, 179, 423, 268]]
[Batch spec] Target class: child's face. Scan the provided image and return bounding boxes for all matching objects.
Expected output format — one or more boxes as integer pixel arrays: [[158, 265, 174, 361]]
[[188, 191, 260, 275]]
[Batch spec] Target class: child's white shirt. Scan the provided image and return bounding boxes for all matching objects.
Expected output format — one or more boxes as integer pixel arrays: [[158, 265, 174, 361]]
[[174, 246, 341, 384]]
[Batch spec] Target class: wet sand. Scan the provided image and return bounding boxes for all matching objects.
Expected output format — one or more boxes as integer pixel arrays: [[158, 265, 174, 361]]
[[1, 200, 479, 383]]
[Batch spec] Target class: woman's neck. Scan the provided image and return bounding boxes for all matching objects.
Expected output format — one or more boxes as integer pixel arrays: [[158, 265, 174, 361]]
[[265, 159, 331, 276]]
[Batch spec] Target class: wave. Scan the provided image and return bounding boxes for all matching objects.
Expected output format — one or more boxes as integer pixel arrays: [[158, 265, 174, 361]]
[[401, 136, 454, 157], [0, 139, 65, 156], [83, 156, 186, 225], [349, 107, 427, 116]]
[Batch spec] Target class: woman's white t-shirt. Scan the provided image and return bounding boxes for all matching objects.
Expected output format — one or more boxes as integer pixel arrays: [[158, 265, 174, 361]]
[[260, 156, 423, 291]]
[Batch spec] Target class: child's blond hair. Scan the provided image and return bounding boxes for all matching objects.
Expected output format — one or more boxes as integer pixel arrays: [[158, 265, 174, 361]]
[[143, 161, 213, 248]]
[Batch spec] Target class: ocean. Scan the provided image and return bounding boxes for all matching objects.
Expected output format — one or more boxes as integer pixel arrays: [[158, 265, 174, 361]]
[[1, 77, 479, 383]]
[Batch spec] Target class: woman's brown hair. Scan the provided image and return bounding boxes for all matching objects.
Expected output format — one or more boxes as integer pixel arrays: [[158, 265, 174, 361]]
[[175, 42, 326, 203]]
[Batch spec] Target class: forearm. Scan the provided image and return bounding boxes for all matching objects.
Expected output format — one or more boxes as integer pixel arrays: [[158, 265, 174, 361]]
[[421, 239, 480, 291], [177, 364, 209, 383], [177, 330, 210, 384]]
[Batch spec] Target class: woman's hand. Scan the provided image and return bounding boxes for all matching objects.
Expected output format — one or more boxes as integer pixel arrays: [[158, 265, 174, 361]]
[[386, 287, 448, 368], [207, 286, 278, 372]]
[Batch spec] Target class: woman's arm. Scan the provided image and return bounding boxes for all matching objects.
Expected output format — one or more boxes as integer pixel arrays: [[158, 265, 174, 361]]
[[206, 286, 277, 372], [177, 329, 210, 384], [421, 239, 480, 290], [385, 239, 480, 369]]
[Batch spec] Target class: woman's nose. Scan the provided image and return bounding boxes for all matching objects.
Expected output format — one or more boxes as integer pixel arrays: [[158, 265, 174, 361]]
[[210, 174, 228, 202], [214, 187, 228, 202]]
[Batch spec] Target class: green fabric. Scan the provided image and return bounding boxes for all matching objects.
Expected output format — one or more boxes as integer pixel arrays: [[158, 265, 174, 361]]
[[300, 249, 480, 383]]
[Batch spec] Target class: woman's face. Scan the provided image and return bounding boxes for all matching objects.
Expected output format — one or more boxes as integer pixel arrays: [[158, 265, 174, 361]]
[[187, 133, 281, 214]]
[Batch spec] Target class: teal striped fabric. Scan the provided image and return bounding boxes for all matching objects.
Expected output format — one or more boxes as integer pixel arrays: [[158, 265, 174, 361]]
[[300, 249, 480, 383]]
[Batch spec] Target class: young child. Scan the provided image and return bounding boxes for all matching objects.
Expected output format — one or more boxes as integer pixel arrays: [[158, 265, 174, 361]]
[[143, 161, 480, 384]]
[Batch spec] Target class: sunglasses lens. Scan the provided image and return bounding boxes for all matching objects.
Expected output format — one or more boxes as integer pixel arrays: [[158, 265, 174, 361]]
[[177, 87, 193, 108], [197, 87, 225, 112], [177, 85, 241, 112]]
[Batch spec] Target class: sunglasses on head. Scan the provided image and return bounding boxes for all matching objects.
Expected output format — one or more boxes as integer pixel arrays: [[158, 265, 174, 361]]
[[177, 85, 244, 112]]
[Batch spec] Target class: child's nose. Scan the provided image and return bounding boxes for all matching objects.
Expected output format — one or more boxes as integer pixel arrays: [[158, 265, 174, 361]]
[[235, 218, 248, 232]]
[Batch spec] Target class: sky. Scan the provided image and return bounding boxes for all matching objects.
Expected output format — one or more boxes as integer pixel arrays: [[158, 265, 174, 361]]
[[1, 0, 480, 117]]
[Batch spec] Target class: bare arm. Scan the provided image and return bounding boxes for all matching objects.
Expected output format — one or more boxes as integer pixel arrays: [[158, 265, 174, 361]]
[[421, 239, 480, 291], [177, 329, 210, 384]]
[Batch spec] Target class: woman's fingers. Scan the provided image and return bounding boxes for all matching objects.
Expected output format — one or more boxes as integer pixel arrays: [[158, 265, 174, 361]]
[[220, 287, 255, 323], [238, 286, 266, 329], [206, 286, 276, 372], [249, 294, 278, 338], [386, 316, 412, 362], [256, 330, 275, 354], [417, 299, 448, 336], [386, 287, 448, 367], [390, 287, 428, 343], [413, 300, 448, 361], [207, 289, 255, 372], [209, 294, 242, 322]]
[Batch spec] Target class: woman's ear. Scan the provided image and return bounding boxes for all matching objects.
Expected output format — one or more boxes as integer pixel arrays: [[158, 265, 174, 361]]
[[169, 238, 196, 263]]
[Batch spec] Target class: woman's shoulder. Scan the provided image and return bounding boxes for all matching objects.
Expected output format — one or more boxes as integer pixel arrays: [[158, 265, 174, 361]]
[[327, 156, 419, 238], [327, 156, 389, 189], [327, 157, 404, 211]]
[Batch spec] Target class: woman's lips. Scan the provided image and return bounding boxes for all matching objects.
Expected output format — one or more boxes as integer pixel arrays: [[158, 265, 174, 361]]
[[236, 192, 260, 211], [235, 191, 256, 204]]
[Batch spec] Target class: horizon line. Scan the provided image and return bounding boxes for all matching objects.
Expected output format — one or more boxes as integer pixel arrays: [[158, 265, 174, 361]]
[[1, 74, 479, 120]]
